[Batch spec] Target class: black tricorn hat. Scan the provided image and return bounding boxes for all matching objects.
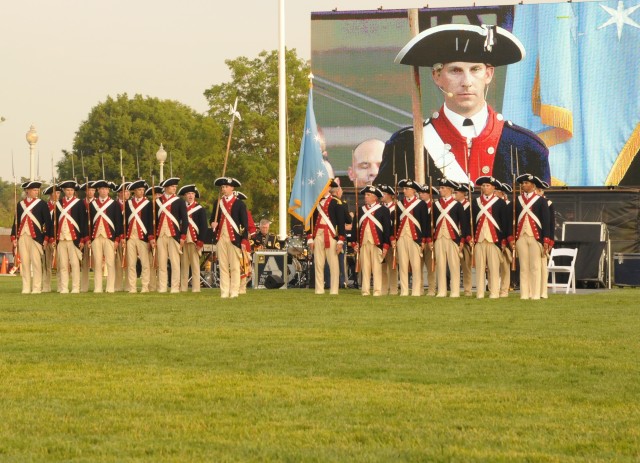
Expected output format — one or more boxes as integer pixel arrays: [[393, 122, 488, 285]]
[[516, 173, 544, 188], [160, 177, 180, 188], [438, 178, 460, 190], [359, 185, 382, 198], [398, 178, 419, 190], [21, 181, 42, 190], [42, 185, 56, 195], [214, 177, 241, 187], [178, 184, 200, 198], [455, 182, 474, 193], [328, 178, 339, 188], [475, 176, 501, 188], [92, 180, 112, 189], [145, 185, 163, 196], [58, 180, 79, 190], [128, 179, 148, 191], [377, 184, 396, 196], [395, 24, 525, 68], [234, 191, 247, 200], [498, 182, 513, 193], [114, 181, 132, 192]]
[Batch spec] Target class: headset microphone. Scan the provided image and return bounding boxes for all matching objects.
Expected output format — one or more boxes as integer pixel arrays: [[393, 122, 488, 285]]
[[439, 87, 454, 98]]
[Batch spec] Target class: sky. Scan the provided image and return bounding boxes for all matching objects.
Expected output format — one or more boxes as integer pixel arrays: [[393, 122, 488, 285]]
[[0, 0, 550, 182]]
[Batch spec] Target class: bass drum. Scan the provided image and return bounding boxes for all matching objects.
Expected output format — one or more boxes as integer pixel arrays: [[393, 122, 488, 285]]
[[286, 235, 306, 258]]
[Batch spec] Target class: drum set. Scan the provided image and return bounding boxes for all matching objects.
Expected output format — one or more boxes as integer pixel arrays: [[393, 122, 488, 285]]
[[284, 233, 311, 288]]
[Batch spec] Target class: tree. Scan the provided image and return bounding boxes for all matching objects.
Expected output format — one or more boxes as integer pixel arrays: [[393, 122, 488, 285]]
[[57, 94, 224, 205], [203, 49, 310, 225]]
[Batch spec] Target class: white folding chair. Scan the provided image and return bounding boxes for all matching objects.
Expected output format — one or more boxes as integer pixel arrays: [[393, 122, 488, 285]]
[[547, 248, 578, 294]]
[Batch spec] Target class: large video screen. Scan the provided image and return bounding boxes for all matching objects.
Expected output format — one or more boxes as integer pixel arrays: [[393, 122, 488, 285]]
[[311, 1, 640, 187]]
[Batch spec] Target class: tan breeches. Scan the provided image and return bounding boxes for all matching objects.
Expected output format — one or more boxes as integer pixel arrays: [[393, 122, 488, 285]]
[[57, 240, 81, 293], [92, 236, 116, 293], [80, 245, 91, 292], [157, 235, 181, 293], [541, 254, 549, 298], [218, 235, 241, 298], [114, 245, 129, 292], [499, 248, 512, 297], [18, 235, 43, 294], [148, 247, 158, 292], [516, 235, 543, 299], [180, 242, 201, 292], [397, 236, 422, 296], [43, 243, 54, 292], [381, 252, 398, 295], [313, 229, 339, 295], [360, 241, 382, 296], [423, 248, 436, 295], [475, 241, 501, 298], [435, 237, 460, 297], [127, 238, 150, 292], [461, 244, 473, 294]]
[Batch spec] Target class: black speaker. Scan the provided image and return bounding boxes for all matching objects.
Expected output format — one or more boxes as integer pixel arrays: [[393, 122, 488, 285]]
[[264, 275, 285, 289]]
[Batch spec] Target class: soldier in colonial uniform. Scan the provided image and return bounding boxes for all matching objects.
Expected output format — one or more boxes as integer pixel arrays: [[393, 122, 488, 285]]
[[11, 181, 53, 294], [56, 180, 88, 293], [114, 182, 132, 292], [235, 191, 255, 294], [354, 185, 391, 296], [454, 182, 475, 296], [79, 181, 96, 293], [379, 184, 398, 295], [536, 180, 555, 299], [41, 184, 60, 293], [418, 183, 438, 296], [495, 181, 514, 297], [432, 178, 470, 298], [395, 179, 430, 296], [209, 177, 249, 298], [307, 179, 345, 295], [146, 185, 163, 292], [512, 173, 552, 300], [472, 176, 510, 298], [155, 177, 188, 293], [125, 179, 154, 293], [178, 184, 208, 293], [88, 180, 123, 293]]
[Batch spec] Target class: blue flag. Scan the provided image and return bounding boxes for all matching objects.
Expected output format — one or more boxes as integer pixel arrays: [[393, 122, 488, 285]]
[[288, 88, 331, 228], [503, 0, 640, 186]]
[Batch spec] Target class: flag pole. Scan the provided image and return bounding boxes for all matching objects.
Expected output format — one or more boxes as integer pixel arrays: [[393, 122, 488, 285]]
[[278, 0, 287, 240]]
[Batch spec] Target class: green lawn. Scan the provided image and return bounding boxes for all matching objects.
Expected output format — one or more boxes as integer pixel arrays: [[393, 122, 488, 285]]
[[0, 277, 638, 462]]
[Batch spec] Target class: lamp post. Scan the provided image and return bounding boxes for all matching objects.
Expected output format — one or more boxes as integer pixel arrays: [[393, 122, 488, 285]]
[[26, 124, 38, 181], [156, 143, 167, 182]]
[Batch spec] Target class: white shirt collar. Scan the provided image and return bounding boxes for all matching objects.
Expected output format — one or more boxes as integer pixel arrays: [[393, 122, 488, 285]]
[[444, 103, 488, 138]]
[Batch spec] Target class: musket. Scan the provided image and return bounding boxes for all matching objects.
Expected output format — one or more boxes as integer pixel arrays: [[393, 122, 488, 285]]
[[428, 175, 436, 273], [51, 153, 58, 270], [354, 176, 360, 274], [136, 151, 140, 179], [11, 151, 21, 274], [71, 151, 76, 182], [151, 174, 158, 269], [101, 152, 106, 179], [81, 151, 92, 269], [511, 146, 517, 271], [392, 172, 398, 270], [463, 144, 475, 268], [120, 149, 127, 268]]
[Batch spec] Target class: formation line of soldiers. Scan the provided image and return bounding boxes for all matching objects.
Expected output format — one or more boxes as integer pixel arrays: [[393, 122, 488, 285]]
[[308, 174, 553, 299], [11, 176, 252, 298]]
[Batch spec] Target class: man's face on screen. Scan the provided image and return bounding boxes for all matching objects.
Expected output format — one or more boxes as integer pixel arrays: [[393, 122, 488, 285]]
[[433, 62, 494, 117]]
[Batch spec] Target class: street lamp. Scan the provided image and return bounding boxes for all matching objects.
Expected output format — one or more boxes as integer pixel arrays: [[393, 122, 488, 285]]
[[26, 124, 38, 181], [156, 143, 167, 182]]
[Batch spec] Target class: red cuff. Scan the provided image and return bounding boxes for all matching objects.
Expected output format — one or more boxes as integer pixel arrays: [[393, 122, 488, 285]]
[[180, 234, 186, 241], [197, 240, 204, 248], [383, 243, 389, 250]]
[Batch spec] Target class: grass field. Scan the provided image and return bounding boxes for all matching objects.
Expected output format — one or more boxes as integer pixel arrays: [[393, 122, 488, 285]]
[[0, 277, 638, 462]]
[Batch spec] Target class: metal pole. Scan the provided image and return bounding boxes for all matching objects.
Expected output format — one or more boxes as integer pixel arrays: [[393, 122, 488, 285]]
[[278, 0, 287, 240]]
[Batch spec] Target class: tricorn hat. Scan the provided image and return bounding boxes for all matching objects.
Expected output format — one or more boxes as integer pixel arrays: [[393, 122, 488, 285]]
[[178, 184, 200, 198], [234, 191, 248, 200], [378, 184, 396, 196], [159, 177, 180, 188], [115, 181, 132, 192], [359, 185, 382, 198], [395, 24, 525, 68], [497, 182, 513, 193], [58, 180, 79, 190], [438, 178, 460, 190], [475, 176, 501, 188], [398, 178, 419, 190], [42, 185, 56, 195], [214, 177, 241, 187], [21, 180, 42, 190], [145, 185, 163, 196], [516, 173, 544, 188], [92, 180, 111, 189], [128, 179, 148, 191]]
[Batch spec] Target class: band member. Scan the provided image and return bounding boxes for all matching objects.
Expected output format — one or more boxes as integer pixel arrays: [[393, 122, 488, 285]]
[[454, 182, 474, 296], [379, 184, 398, 295], [79, 181, 96, 292], [495, 181, 514, 297], [155, 177, 188, 293], [41, 184, 60, 293], [472, 176, 510, 298], [418, 183, 438, 296], [55, 180, 88, 293], [235, 191, 255, 294], [354, 185, 391, 296], [10, 181, 53, 294], [125, 180, 154, 293], [431, 178, 471, 298], [395, 179, 430, 296], [512, 173, 552, 300], [178, 184, 208, 293], [210, 177, 249, 298], [252, 218, 279, 250], [88, 180, 123, 293], [537, 180, 555, 299], [146, 185, 163, 292], [114, 182, 132, 292], [307, 179, 345, 295]]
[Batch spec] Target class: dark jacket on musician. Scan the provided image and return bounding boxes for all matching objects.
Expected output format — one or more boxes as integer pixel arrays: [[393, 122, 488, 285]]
[[11, 198, 54, 246], [125, 197, 155, 242], [209, 196, 249, 248]]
